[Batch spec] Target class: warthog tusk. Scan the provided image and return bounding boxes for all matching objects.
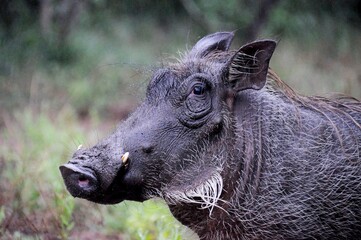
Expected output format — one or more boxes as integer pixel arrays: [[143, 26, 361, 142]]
[[77, 144, 83, 150], [122, 152, 130, 164]]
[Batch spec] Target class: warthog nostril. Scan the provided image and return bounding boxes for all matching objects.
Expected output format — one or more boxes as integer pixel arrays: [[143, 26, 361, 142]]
[[78, 176, 90, 188], [59, 164, 98, 196]]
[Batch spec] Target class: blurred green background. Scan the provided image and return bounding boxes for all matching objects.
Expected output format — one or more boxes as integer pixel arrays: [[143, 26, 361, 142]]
[[1, 0, 360, 239]]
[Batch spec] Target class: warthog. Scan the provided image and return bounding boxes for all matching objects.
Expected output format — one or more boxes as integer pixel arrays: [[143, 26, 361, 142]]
[[60, 32, 361, 240]]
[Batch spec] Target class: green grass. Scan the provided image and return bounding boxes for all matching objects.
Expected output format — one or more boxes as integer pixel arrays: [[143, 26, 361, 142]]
[[0, 106, 189, 239]]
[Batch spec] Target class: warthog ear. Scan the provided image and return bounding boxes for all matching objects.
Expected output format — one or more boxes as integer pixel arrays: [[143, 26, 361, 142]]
[[228, 40, 276, 91], [188, 32, 234, 58]]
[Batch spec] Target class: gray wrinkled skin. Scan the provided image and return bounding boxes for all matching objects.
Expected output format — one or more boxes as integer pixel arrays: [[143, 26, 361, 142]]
[[60, 32, 361, 240]]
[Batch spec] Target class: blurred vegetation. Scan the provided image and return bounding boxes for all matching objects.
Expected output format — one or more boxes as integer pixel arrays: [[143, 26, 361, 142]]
[[1, 0, 361, 239]]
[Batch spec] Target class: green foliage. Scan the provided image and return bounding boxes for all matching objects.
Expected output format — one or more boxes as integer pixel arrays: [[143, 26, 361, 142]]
[[0, 206, 4, 221], [0, 107, 186, 239], [0, 206, 5, 234], [1, 231, 42, 240], [54, 192, 75, 239], [0, 107, 82, 237], [103, 200, 184, 240], [192, 0, 255, 30], [1, 0, 360, 59]]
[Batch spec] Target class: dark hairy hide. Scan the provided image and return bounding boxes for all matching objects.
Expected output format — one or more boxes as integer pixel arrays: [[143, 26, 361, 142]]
[[167, 50, 361, 240], [232, 71, 361, 239], [60, 32, 361, 240]]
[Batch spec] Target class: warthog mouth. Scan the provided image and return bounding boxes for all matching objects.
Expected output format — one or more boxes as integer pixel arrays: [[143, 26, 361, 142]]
[[59, 152, 143, 204]]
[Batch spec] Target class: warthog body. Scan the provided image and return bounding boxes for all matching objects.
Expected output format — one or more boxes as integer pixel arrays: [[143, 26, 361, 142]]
[[60, 32, 361, 239]]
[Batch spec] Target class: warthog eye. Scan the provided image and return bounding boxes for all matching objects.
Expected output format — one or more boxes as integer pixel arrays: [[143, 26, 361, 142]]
[[192, 84, 206, 95], [175, 74, 213, 128]]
